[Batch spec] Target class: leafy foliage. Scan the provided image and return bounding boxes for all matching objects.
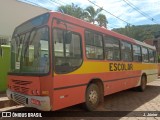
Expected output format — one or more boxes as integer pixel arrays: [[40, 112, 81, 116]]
[[96, 14, 108, 28], [112, 24, 160, 41], [57, 4, 108, 28], [57, 3, 84, 19]]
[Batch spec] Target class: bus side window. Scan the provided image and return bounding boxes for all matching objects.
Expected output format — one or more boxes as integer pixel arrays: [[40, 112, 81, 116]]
[[142, 47, 149, 63], [121, 41, 132, 61], [85, 31, 103, 60], [133, 45, 142, 62], [53, 28, 82, 73], [53, 29, 64, 57], [148, 49, 155, 63], [104, 36, 120, 61], [69, 34, 81, 58]]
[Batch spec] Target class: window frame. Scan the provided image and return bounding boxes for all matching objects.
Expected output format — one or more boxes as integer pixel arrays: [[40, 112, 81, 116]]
[[53, 27, 83, 74], [141, 46, 149, 63], [9, 25, 51, 76], [148, 48, 156, 63], [132, 44, 142, 62], [120, 40, 133, 62], [85, 30, 104, 60], [104, 35, 121, 61]]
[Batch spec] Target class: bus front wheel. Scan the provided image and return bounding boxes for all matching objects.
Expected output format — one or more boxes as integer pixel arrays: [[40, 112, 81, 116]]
[[85, 84, 100, 111]]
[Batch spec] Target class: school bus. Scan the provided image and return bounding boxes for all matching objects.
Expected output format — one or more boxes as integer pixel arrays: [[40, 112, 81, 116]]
[[7, 12, 158, 111]]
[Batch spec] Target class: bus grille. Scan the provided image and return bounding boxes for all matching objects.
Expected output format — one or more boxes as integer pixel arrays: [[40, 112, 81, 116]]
[[13, 86, 29, 94], [12, 80, 31, 94], [13, 93, 26, 105], [12, 80, 32, 85]]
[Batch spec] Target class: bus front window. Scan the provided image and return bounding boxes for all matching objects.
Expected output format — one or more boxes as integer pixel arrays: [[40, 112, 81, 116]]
[[11, 27, 49, 74]]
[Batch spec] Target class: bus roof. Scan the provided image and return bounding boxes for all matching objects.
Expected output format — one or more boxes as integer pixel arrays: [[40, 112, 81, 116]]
[[14, 11, 156, 50]]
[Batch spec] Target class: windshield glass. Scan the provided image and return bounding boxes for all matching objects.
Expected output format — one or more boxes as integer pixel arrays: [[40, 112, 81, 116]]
[[11, 27, 49, 74]]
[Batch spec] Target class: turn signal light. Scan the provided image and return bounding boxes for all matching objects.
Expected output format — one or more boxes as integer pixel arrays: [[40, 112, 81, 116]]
[[42, 91, 49, 95]]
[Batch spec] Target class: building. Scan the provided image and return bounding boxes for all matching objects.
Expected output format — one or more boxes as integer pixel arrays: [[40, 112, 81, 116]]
[[0, 0, 49, 45]]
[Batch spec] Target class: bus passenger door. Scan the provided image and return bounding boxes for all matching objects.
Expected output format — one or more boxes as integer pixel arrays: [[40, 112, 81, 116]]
[[51, 19, 85, 110]]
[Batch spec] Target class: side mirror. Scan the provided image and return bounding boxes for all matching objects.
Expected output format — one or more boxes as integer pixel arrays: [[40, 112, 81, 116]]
[[65, 32, 72, 44]]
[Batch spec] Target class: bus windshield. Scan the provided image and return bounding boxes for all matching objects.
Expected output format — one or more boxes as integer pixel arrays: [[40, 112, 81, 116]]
[[11, 27, 49, 74], [10, 14, 50, 74]]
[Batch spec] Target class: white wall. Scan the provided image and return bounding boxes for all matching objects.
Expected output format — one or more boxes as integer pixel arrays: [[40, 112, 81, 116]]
[[0, 0, 49, 38]]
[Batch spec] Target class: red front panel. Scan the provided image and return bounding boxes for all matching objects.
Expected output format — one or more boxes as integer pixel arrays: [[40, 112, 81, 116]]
[[8, 75, 41, 95]]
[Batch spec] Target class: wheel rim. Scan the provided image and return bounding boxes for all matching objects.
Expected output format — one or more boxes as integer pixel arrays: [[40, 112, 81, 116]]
[[88, 89, 98, 104]]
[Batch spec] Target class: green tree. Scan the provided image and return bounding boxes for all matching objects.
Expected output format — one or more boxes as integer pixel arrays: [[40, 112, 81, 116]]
[[57, 3, 84, 19], [57, 4, 108, 28], [96, 14, 108, 28], [112, 24, 160, 41], [85, 6, 107, 28], [85, 6, 102, 23]]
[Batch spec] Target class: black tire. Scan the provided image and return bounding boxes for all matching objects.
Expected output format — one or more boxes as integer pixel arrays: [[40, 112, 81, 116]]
[[137, 76, 147, 92], [85, 84, 100, 111]]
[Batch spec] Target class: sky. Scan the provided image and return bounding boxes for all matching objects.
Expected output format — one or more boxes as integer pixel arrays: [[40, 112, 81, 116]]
[[19, 0, 160, 29]]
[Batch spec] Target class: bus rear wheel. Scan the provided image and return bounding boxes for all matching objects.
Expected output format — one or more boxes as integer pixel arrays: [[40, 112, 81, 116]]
[[138, 75, 147, 92], [85, 84, 100, 111]]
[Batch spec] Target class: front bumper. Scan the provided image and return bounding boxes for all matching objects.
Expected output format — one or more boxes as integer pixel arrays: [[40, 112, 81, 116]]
[[6, 89, 51, 111]]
